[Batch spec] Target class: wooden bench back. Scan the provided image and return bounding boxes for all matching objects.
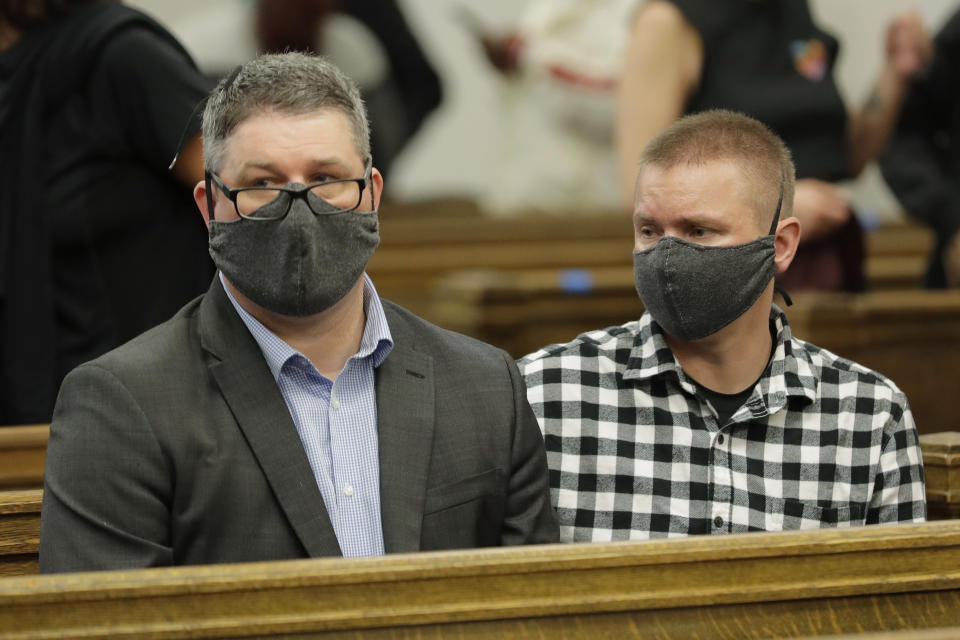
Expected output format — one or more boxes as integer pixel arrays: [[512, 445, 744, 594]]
[[2, 521, 960, 638], [0, 488, 41, 577], [430, 270, 960, 432], [369, 218, 933, 313], [0, 425, 48, 490]]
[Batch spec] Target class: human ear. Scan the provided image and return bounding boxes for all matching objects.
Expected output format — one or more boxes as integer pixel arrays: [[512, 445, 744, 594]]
[[370, 167, 384, 211], [194, 180, 211, 228], [773, 216, 801, 274]]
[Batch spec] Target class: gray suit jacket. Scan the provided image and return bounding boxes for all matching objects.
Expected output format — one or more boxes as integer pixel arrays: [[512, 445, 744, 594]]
[[39, 279, 558, 572]]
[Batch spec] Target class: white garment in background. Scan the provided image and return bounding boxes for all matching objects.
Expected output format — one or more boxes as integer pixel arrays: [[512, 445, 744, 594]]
[[482, 0, 642, 215]]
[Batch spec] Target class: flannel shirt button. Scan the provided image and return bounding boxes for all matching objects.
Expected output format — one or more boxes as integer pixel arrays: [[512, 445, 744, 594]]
[[717, 434, 725, 445], [713, 516, 724, 528]]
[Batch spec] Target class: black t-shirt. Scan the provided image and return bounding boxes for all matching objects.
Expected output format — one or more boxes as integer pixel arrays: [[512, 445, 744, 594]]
[[690, 377, 757, 427], [687, 321, 777, 426], [668, 0, 850, 181]]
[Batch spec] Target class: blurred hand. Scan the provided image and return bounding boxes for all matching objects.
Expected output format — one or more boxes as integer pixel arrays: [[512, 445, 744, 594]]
[[792, 179, 851, 244], [885, 10, 933, 82], [945, 231, 960, 288]]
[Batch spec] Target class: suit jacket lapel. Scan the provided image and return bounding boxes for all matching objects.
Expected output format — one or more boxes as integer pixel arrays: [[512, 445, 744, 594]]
[[199, 278, 342, 558], [377, 307, 435, 553]]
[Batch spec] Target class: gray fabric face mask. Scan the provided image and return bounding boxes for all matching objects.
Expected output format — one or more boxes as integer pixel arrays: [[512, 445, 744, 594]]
[[633, 180, 785, 341], [633, 234, 776, 340], [208, 193, 380, 316]]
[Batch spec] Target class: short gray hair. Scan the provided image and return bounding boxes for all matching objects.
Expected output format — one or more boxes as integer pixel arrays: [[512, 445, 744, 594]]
[[201, 52, 370, 173]]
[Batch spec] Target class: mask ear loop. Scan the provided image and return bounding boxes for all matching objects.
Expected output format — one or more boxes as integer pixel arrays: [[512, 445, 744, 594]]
[[204, 172, 216, 223], [770, 171, 793, 307], [768, 175, 784, 235]]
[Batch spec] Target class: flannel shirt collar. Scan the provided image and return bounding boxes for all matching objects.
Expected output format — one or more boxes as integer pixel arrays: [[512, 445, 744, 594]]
[[622, 305, 818, 416]]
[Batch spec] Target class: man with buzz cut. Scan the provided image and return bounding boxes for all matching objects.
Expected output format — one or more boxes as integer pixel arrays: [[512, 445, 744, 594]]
[[40, 52, 558, 572], [519, 109, 925, 541]]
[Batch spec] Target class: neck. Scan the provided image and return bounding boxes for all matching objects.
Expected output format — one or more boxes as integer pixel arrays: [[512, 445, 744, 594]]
[[225, 277, 367, 380], [665, 288, 774, 394]]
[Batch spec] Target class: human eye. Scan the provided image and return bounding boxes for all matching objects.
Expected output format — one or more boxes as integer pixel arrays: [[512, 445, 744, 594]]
[[239, 175, 276, 188], [689, 225, 717, 241], [638, 225, 659, 239]]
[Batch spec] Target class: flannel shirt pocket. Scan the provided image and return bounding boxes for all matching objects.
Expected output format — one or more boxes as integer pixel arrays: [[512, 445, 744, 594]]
[[764, 498, 866, 530]]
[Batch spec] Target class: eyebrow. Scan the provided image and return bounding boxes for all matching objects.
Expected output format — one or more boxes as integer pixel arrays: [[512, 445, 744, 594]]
[[634, 211, 728, 228], [633, 213, 657, 225], [236, 157, 347, 175]]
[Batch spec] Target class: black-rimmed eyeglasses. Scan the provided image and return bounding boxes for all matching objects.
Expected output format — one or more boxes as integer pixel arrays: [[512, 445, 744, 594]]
[[206, 160, 372, 220]]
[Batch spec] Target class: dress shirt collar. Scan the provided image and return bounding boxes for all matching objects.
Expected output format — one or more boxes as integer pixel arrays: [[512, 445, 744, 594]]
[[220, 272, 394, 382]]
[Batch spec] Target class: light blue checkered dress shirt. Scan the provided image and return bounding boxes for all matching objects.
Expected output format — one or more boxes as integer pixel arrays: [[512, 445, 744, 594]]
[[221, 273, 394, 557]]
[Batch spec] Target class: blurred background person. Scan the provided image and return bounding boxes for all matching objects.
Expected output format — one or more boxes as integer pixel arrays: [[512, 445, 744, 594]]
[[256, 0, 441, 180], [469, 0, 642, 215], [881, 5, 960, 289], [616, 0, 932, 292], [0, 0, 213, 424], [162, 0, 441, 182], [140, 1, 950, 222]]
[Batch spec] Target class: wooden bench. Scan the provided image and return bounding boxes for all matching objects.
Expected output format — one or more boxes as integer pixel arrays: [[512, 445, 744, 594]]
[[369, 214, 633, 313], [0, 489, 41, 577], [0, 425, 48, 490], [923, 432, 960, 521], [430, 269, 960, 433], [864, 221, 935, 290], [2, 521, 960, 638], [797, 630, 960, 640], [2, 425, 959, 580], [2, 432, 958, 581], [369, 217, 934, 313]]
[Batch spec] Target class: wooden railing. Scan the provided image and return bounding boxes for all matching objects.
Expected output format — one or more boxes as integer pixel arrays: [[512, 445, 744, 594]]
[[0, 489, 40, 577], [2, 430, 959, 581], [2, 431, 959, 636], [0, 426, 47, 491], [2, 521, 960, 639]]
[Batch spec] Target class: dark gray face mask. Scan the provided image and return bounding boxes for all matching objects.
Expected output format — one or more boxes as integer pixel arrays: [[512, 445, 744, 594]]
[[209, 193, 379, 317], [633, 183, 784, 341]]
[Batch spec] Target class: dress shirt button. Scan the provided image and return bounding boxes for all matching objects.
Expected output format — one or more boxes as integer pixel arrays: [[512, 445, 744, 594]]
[[343, 484, 354, 497], [713, 516, 724, 528], [330, 397, 340, 410], [717, 434, 725, 445]]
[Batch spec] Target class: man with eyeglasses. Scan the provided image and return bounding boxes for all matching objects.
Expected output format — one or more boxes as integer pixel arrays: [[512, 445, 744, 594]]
[[39, 52, 558, 572]]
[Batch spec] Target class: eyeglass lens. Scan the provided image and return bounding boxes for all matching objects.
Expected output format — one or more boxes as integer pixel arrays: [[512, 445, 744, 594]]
[[236, 181, 363, 218]]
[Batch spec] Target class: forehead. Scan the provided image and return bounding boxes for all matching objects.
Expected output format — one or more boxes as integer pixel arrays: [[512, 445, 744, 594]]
[[221, 108, 362, 172], [635, 160, 760, 226]]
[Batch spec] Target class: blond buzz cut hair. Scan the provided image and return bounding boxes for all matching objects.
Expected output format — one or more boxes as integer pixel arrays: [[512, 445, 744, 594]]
[[636, 109, 796, 229]]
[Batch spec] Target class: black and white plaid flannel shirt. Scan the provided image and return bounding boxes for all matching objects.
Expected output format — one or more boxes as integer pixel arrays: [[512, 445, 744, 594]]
[[518, 306, 926, 542]]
